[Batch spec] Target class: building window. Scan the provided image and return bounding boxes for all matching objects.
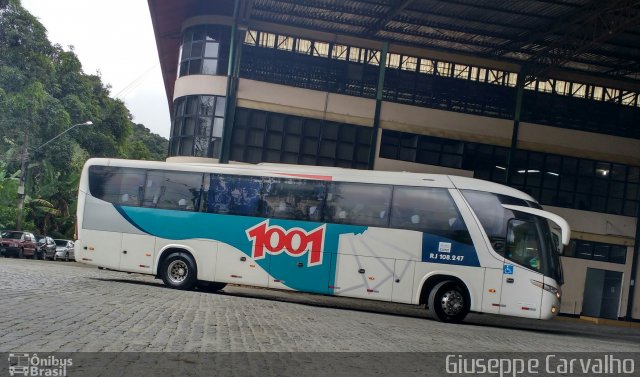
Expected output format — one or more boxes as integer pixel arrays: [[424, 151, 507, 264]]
[[564, 240, 628, 264], [241, 28, 640, 139], [178, 25, 229, 77], [380, 129, 640, 217], [170, 95, 226, 158], [231, 108, 372, 169]]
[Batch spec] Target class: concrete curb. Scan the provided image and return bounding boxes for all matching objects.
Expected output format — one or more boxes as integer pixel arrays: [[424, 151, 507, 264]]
[[554, 314, 640, 328]]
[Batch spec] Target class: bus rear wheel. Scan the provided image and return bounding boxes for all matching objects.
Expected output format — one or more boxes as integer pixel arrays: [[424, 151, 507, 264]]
[[161, 253, 197, 290], [428, 281, 469, 323]]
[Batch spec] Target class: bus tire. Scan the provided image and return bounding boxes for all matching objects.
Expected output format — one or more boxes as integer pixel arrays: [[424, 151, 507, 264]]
[[428, 281, 469, 323], [160, 252, 197, 290], [197, 282, 227, 292]]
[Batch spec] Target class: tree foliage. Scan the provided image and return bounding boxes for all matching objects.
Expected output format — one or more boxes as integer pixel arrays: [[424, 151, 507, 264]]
[[0, 0, 168, 236]]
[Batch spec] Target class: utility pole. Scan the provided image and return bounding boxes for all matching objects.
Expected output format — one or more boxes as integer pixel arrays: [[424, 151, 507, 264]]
[[16, 128, 29, 231]]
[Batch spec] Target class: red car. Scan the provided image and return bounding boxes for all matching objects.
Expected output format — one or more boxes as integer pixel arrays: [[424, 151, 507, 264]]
[[0, 231, 38, 258]]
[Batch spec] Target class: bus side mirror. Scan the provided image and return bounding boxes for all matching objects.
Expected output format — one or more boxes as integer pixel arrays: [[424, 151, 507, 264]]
[[501, 204, 570, 246], [550, 228, 563, 255]]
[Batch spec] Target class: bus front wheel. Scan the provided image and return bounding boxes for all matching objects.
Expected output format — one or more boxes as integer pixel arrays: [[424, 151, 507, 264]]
[[160, 253, 197, 290], [428, 281, 469, 323]]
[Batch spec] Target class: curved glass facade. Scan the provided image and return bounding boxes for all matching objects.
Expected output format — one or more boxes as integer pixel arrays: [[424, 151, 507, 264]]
[[178, 25, 230, 77], [169, 95, 226, 158]]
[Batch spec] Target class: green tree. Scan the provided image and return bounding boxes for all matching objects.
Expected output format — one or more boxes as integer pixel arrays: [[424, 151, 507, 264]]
[[0, 0, 168, 236]]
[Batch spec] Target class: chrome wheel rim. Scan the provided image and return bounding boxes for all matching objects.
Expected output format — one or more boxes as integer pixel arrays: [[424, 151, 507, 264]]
[[440, 289, 464, 316], [168, 260, 188, 284]]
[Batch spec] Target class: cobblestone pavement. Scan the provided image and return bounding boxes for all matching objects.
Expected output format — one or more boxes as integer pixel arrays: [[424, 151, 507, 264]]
[[0, 258, 639, 352]]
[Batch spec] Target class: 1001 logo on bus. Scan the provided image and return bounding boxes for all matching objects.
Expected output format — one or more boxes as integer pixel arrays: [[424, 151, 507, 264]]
[[246, 220, 326, 266]]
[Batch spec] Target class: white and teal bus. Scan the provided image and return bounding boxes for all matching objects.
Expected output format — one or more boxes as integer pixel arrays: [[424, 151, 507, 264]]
[[76, 158, 569, 323]]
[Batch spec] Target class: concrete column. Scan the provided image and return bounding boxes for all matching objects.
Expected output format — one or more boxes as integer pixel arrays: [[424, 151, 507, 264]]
[[368, 42, 388, 170], [219, 0, 242, 163]]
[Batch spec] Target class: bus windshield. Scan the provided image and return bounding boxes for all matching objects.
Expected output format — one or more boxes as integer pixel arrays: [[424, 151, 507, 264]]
[[462, 190, 564, 285]]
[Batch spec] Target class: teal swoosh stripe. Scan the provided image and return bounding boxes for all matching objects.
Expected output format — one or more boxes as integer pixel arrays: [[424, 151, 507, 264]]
[[115, 205, 367, 294]]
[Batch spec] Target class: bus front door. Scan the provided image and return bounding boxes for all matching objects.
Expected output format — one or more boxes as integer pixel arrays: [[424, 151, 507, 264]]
[[499, 218, 545, 318], [500, 262, 543, 319]]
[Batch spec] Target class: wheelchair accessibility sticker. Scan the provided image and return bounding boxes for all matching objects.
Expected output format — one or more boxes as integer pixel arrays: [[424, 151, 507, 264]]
[[503, 264, 514, 275]]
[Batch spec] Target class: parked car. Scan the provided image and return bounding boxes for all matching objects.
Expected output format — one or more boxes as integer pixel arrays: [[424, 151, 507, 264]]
[[0, 231, 38, 258], [53, 239, 74, 261], [36, 235, 56, 260]]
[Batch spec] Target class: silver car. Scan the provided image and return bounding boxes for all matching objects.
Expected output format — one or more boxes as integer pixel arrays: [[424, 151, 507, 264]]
[[53, 239, 74, 261]]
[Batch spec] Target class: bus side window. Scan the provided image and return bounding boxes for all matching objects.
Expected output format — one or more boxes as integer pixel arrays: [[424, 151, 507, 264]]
[[506, 219, 542, 271], [390, 187, 473, 245], [88, 166, 146, 207], [207, 175, 262, 216], [325, 182, 391, 227], [261, 178, 326, 221], [142, 171, 203, 211]]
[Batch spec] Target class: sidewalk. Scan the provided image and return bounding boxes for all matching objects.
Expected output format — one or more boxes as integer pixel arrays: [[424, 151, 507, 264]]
[[555, 314, 640, 328]]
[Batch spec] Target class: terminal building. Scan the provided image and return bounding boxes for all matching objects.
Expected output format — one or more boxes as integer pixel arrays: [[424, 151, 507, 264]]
[[147, 0, 640, 320]]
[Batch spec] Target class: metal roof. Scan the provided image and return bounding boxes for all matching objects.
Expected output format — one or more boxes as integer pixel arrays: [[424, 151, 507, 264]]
[[250, 0, 640, 80], [148, 0, 640, 105]]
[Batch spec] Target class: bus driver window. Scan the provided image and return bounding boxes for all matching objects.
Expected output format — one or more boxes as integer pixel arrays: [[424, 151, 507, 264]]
[[506, 219, 542, 271]]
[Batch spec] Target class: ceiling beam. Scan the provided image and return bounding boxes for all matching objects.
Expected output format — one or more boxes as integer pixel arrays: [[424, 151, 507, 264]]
[[429, 0, 556, 20], [525, 0, 640, 79], [251, 2, 374, 27], [363, 0, 416, 37], [487, 0, 603, 56]]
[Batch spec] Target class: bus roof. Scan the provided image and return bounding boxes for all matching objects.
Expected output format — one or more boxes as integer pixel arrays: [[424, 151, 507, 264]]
[[84, 158, 537, 202]]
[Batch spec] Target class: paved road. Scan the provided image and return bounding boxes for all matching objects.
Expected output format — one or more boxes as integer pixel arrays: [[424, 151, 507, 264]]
[[0, 258, 639, 352]]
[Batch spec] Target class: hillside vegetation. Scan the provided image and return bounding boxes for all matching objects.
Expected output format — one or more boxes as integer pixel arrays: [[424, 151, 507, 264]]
[[0, 0, 168, 237]]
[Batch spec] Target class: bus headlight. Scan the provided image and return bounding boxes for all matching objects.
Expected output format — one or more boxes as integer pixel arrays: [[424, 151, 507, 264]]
[[531, 280, 561, 300]]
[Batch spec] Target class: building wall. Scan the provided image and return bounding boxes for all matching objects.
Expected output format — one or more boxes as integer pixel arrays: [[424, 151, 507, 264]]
[[541, 206, 635, 318], [166, 19, 640, 320], [173, 75, 639, 318], [375, 157, 474, 177], [559, 253, 632, 317], [173, 75, 227, 99]]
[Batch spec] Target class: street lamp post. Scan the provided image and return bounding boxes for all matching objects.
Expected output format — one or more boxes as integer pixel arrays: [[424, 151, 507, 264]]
[[15, 121, 93, 230]]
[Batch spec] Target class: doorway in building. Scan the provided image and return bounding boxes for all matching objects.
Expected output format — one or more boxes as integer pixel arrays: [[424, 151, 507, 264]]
[[582, 268, 623, 319]]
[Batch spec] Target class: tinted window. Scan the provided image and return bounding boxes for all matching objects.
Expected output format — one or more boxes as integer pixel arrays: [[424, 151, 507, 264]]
[[506, 219, 542, 272], [206, 175, 263, 216], [576, 241, 594, 259], [566, 240, 627, 264], [610, 246, 627, 264], [592, 244, 610, 262], [390, 187, 472, 245], [262, 178, 326, 221], [89, 166, 146, 206], [461, 190, 513, 253], [143, 171, 204, 211], [325, 182, 391, 227]]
